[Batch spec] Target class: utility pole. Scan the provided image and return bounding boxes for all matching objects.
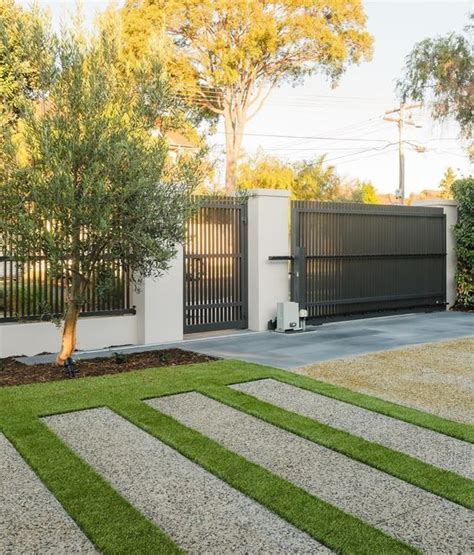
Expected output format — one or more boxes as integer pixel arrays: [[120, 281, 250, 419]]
[[383, 103, 422, 204]]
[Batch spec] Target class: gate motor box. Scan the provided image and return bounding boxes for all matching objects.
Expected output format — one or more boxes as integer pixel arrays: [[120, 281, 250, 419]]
[[276, 302, 302, 333]]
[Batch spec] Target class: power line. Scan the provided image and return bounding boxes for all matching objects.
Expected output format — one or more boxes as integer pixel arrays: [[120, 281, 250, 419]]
[[328, 146, 400, 166], [215, 131, 391, 142]]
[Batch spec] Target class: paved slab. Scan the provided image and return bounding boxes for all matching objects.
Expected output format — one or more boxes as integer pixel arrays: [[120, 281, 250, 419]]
[[176, 312, 474, 369], [149, 392, 474, 554], [0, 433, 96, 554], [232, 379, 474, 479], [45, 408, 328, 554]]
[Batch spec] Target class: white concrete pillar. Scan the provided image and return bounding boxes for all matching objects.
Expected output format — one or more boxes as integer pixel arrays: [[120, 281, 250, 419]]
[[247, 189, 290, 331], [413, 199, 458, 308], [133, 246, 184, 344]]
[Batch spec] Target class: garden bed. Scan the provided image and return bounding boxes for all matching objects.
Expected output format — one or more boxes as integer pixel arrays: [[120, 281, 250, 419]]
[[0, 349, 216, 387]]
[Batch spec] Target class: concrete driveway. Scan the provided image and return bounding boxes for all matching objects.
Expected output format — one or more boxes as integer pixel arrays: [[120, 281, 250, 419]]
[[179, 311, 474, 369]]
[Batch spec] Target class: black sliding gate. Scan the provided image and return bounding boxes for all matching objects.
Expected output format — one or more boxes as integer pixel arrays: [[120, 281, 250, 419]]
[[291, 201, 446, 323], [184, 196, 248, 333]]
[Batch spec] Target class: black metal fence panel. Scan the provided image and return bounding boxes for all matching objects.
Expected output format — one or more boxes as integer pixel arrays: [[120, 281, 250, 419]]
[[184, 196, 248, 333], [291, 201, 446, 322], [0, 248, 133, 322]]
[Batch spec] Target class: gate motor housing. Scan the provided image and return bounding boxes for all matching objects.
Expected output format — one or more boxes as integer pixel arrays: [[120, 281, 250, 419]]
[[276, 302, 302, 333]]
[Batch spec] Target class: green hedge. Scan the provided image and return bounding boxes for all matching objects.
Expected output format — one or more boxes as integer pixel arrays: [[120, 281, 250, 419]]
[[452, 177, 474, 308]]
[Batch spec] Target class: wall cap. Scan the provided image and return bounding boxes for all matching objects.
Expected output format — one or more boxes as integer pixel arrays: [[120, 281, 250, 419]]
[[412, 199, 458, 208], [247, 188, 291, 199]]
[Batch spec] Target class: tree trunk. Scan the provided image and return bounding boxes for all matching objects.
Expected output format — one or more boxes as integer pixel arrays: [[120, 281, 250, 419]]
[[56, 301, 80, 365], [224, 107, 245, 194]]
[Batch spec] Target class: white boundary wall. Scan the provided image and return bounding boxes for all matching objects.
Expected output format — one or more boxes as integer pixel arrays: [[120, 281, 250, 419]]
[[1, 196, 456, 358], [0, 248, 184, 358]]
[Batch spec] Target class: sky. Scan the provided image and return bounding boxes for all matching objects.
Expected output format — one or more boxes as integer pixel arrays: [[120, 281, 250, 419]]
[[20, 0, 473, 196]]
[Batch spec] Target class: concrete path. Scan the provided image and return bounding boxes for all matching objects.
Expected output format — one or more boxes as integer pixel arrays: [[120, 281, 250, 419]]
[[45, 408, 327, 554], [0, 433, 96, 554], [232, 379, 474, 479], [149, 392, 473, 554]]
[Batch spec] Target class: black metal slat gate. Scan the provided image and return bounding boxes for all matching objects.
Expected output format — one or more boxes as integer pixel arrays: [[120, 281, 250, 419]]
[[184, 197, 248, 333], [291, 201, 446, 323]]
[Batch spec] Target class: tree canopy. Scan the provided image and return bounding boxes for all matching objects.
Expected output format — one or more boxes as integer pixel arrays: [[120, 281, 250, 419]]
[[350, 180, 379, 204], [0, 14, 201, 363], [397, 15, 473, 141], [0, 0, 51, 125], [439, 167, 457, 199], [121, 0, 373, 190], [236, 152, 379, 202]]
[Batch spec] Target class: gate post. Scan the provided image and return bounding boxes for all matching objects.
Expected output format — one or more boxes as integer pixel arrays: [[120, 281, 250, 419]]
[[133, 246, 184, 344], [413, 199, 458, 308], [247, 189, 291, 331], [292, 246, 307, 309]]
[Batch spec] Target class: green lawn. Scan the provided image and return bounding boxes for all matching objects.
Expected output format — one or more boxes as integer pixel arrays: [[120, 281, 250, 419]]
[[1, 359, 473, 554]]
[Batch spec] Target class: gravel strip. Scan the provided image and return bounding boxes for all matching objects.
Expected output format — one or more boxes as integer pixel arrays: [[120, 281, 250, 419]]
[[0, 433, 97, 554], [149, 392, 474, 554], [296, 338, 474, 425], [232, 379, 473, 479], [44, 407, 328, 554]]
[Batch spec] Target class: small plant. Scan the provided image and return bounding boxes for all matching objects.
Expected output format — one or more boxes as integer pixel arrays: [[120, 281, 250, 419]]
[[113, 352, 130, 365], [159, 351, 172, 364]]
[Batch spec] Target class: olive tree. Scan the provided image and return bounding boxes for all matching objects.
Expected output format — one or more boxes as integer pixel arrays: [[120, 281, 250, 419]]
[[0, 20, 201, 365]]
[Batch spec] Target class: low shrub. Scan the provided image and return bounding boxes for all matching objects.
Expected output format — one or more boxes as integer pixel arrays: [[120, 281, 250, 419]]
[[452, 178, 473, 309]]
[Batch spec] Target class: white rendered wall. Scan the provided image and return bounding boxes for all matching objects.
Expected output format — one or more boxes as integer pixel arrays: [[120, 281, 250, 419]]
[[413, 199, 458, 308], [0, 248, 184, 358], [247, 189, 291, 331], [133, 246, 184, 344], [0, 314, 137, 358]]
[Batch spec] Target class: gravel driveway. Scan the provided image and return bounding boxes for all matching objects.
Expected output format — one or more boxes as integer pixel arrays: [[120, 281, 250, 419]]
[[296, 337, 474, 424]]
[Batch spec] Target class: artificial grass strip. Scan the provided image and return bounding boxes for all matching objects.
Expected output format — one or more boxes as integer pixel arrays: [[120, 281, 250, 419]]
[[113, 399, 416, 555], [270, 371, 474, 443], [2, 420, 181, 555], [200, 385, 474, 510]]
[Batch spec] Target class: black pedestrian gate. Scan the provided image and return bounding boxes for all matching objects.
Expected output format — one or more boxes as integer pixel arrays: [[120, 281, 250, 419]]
[[291, 201, 446, 322], [184, 196, 248, 333]]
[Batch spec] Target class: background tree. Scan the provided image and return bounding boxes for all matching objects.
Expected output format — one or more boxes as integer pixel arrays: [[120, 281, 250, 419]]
[[235, 152, 379, 202], [397, 15, 473, 144], [0, 20, 201, 365], [439, 167, 457, 199], [350, 180, 379, 204], [236, 152, 295, 192], [292, 157, 344, 201], [121, 0, 373, 191]]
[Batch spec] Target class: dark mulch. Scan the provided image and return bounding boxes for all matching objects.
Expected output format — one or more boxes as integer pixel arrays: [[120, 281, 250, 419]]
[[0, 349, 216, 387]]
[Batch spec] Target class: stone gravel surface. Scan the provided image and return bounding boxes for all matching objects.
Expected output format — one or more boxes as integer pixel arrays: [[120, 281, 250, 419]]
[[0, 433, 97, 554], [297, 337, 474, 424], [232, 378, 473, 479], [149, 392, 474, 554], [44, 407, 328, 554]]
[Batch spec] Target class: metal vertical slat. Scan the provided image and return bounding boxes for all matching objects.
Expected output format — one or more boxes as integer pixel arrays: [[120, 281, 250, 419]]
[[241, 201, 248, 326], [289, 201, 446, 324], [183, 196, 248, 333]]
